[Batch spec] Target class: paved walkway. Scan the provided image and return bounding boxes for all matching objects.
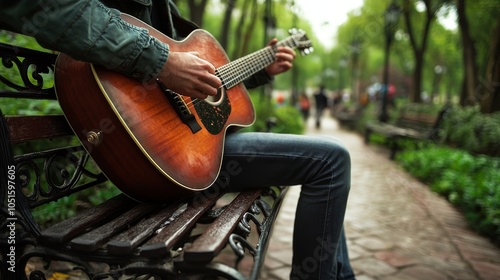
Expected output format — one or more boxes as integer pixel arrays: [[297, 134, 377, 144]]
[[262, 116, 500, 280]]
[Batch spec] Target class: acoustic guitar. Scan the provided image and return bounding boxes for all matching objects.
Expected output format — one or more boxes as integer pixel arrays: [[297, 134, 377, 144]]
[[55, 14, 313, 203]]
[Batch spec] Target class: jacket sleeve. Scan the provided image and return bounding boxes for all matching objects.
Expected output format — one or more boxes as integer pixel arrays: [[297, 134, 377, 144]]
[[0, 0, 167, 82], [243, 69, 274, 89]]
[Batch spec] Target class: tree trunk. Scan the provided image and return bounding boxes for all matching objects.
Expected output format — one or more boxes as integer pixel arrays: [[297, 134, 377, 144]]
[[481, 14, 500, 113], [231, 0, 251, 59], [219, 0, 236, 50], [239, 0, 259, 57], [231, 0, 258, 59], [412, 49, 424, 102], [457, 0, 479, 106], [402, 0, 435, 103], [188, 0, 209, 27]]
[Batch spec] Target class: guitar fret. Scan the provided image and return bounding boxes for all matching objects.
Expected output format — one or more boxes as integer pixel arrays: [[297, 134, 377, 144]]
[[219, 47, 273, 89], [217, 32, 309, 89]]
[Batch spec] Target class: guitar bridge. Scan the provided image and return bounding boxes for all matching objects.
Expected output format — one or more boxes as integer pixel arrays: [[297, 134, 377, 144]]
[[156, 79, 202, 133]]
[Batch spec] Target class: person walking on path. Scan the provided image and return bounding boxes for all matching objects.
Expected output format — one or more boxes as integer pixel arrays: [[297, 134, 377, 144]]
[[299, 91, 311, 121], [314, 85, 328, 129]]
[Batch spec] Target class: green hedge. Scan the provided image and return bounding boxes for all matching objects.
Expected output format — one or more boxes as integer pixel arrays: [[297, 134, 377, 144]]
[[396, 146, 500, 245], [242, 91, 305, 135], [439, 106, 500, 156]]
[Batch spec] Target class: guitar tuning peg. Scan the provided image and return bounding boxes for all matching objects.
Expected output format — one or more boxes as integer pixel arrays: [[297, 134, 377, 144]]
[[301, 47, 313, 56]]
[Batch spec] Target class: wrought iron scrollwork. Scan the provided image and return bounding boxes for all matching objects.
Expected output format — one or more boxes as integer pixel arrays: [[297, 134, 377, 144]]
[[229, 234, 257, 259], [14, 146, 107, 208], [238, 212, 262, 235], [28, 270, 46, 280], [0, 42, 57, 99], [227, 188, 287, 275], [20, 248, 176, 280]]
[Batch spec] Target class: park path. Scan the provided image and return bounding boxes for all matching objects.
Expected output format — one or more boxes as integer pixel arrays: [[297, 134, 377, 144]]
[[262, 116, 500, 280]]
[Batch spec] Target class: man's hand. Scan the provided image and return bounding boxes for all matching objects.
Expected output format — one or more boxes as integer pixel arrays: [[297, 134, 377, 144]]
[[157, 52, 222, 99], [265, 38, 296, 77]]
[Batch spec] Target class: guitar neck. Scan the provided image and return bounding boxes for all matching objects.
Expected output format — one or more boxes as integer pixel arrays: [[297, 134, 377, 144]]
[[216, 35, 302, 89]]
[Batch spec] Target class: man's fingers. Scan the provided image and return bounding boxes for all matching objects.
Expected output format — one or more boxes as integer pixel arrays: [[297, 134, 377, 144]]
[[267, 38, 278, 46], [206, 74, 223, 91]]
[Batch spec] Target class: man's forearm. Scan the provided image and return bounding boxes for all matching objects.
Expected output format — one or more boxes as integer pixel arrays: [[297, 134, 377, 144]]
[[0, 0, 168, 82]]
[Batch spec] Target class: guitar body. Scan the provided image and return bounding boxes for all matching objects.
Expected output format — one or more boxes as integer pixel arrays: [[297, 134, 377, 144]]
[[55, 15, 255, 202]]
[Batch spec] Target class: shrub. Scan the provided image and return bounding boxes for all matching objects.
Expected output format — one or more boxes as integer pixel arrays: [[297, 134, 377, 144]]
[[439, 106, 500, 156], [33, 183, 120, 228], [397, 146, 500, 245], [242, 91, 305, 134]]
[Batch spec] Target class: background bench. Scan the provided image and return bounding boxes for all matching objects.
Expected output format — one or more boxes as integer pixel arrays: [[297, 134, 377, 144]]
[[364, 102, 449, 159], [0, 40, 287, 280], [334, 105, 363, 130]]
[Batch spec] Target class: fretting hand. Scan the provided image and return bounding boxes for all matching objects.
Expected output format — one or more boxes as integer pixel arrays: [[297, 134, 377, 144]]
[[265, 38, 296, 77]]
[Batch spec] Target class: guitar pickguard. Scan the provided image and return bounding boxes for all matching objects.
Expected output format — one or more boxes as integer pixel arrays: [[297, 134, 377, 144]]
[[194, 89, 231, 135]]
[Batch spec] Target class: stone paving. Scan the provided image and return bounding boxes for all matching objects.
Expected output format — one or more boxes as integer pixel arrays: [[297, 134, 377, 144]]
[[261, 116, 500, 280]]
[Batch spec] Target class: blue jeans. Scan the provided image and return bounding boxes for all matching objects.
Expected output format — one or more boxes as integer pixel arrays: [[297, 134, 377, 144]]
[[220, 132, 355, 279]]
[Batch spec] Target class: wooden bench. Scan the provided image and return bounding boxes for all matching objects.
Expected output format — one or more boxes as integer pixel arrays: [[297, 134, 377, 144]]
[[0, 40, 287, 280], [334, 105, 363, 130], [364, 103, 449, 159]]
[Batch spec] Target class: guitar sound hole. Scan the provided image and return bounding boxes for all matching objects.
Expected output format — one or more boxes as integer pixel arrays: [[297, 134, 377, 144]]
[[205, 87, 225, 106]]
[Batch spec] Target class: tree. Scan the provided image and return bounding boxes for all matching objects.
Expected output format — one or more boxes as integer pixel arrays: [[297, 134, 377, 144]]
[[456, 0, 478, 106], [482, 16, 500, 113], [230, 0, 259, 59], [401, 0, 449, 103], [455, 0, 500, 112], [219, 0, 236, 50], [187, 0, 210, 27]]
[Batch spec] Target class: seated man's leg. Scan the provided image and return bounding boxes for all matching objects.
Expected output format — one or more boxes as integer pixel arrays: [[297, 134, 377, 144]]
[[336, 228, 356, 280], [220, 132, 352, 279]]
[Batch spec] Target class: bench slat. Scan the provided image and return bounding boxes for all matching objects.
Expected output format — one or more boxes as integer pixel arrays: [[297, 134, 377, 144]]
[[139, 193, 223, 257], [183, 190, 262, 263], [367, 121, 427, 139], [70, 203, 158, 252], [107, 201, 183, 255], [6, 115, 73, 143], [41, 194, 136, 245]]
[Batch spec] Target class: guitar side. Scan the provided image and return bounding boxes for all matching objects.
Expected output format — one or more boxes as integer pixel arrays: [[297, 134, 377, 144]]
[[55, 15, 255, 202]]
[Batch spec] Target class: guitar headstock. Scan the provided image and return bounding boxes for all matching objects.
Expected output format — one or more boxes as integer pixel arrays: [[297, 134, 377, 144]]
[[288, 28, 313, 55]]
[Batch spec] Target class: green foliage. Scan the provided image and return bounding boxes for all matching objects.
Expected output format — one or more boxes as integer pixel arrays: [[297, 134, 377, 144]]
[[0, 98, 61, 116], [361, 101, 500, 244], [32, 183, 121, 228], [272, 104, 305, 134], [242, 91, 305, 134], [439, 106, 500, 156], [397, 146, 500, 244]]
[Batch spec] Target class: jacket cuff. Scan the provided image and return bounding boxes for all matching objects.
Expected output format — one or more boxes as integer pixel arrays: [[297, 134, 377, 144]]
[[243, 69, 274, 89]]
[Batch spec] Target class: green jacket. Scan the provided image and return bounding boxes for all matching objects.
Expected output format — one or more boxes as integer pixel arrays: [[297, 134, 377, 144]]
[[0, 0, 271, 86]]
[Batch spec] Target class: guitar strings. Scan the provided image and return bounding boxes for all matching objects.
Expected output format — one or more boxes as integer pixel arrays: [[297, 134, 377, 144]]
[[173, 34, 303, 109], [181, 48, 276, 109]]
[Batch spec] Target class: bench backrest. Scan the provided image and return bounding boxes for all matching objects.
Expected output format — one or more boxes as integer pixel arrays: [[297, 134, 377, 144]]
[[395, 102, 451, 140], [0, 41, 108, 235], [395, 103, 439, 127]]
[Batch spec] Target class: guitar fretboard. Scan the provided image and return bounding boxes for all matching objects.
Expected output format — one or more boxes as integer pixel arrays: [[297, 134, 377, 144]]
[[216, 34, 304, 89]]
